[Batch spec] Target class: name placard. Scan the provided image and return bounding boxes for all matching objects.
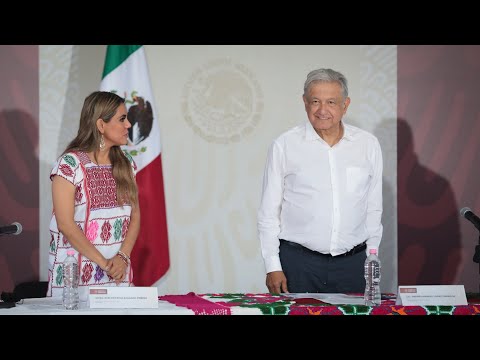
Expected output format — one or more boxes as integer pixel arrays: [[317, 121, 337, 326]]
[[395, 285, 467, 306], [88, 286, 159, 308]]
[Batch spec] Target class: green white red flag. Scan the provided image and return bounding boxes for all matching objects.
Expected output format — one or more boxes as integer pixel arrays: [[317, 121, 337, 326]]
[[100, 45, 169, 286]]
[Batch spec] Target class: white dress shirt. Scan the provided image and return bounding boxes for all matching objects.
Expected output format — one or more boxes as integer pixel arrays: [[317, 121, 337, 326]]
[[258, 121, 383, 274]]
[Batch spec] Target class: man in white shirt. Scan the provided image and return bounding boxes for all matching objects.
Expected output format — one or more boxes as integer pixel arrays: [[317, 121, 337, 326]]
[[257, 68, 383, 294]]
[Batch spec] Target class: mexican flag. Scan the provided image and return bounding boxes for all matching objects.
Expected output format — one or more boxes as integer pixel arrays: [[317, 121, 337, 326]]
[[100, 45, 169, 286]]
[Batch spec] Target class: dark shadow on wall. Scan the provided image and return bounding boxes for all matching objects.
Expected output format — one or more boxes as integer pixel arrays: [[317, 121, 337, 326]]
[[0, 45, 39, 293], [397, 118, 461, 285], [379, 177, 395, 292], [0, 109, 39, 293], [373, 118, 397, 293]]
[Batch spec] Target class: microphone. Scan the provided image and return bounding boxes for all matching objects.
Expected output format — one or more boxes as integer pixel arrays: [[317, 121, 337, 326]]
[[0, 222, 22, 236], [460, 207, 480, 231]]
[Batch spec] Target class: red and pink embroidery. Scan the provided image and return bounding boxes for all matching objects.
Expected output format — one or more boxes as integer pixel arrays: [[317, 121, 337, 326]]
[[81, 262, 94, 284], [86, 167, 117, 209], [75, 183, 83, 203], [86, 221, 99, 243], [122, 218, 130, 240], [59, 163, 74, 178], [100, 220, 112, 243]]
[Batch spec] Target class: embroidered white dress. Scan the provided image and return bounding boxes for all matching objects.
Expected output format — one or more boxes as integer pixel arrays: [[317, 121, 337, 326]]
[[46, 150, 137, 299]]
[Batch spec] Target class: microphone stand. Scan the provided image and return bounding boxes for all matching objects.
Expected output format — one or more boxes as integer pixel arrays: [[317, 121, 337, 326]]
[[0, 292, 16, 308], [0, 223, 21, 307], [0, 233, 16, 307], [474, 235, 480, 293], [0, 301, 15, 308]]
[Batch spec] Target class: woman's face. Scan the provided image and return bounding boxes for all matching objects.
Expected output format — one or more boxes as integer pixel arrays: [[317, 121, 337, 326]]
[[102, 103, 131, 147]]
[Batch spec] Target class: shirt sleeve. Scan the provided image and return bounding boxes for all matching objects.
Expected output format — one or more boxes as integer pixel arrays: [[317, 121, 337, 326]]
[[257, 140, 285, 274], [50, 153, 81, 185], [365, 137, 383, 254]]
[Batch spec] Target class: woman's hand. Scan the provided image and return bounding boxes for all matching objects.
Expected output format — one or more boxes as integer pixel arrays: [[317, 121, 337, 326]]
[[107, 255, 128, 284], [100, 258, 113, 272]]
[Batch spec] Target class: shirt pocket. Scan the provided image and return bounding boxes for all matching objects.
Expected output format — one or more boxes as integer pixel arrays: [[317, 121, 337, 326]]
[[346, 167, 370, 194]]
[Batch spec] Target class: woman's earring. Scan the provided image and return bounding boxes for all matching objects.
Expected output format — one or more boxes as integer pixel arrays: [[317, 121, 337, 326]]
[[99, 134, 106, 151]]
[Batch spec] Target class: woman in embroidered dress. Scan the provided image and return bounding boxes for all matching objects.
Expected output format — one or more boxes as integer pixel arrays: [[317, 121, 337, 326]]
[[46, 91, 140, 299]]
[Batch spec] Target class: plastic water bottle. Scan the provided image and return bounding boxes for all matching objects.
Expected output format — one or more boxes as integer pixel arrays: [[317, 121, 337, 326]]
[[63, 250, 79, 310], [364, 248, 381, 306]]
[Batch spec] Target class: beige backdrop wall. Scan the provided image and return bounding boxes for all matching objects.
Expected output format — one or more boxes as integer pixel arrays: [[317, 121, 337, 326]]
[[40, 45, 397, 293]]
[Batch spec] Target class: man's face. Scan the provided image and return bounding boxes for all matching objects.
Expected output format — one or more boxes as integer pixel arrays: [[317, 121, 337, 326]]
[[303, 81, 350, 134]]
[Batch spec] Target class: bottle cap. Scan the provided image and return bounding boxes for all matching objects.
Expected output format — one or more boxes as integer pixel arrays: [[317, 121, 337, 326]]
[[67, 249, 75, 256], [369, 249, 377, 255]]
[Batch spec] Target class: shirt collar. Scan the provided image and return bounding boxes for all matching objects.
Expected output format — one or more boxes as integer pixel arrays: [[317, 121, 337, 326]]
[[304, 120, 356, 142]]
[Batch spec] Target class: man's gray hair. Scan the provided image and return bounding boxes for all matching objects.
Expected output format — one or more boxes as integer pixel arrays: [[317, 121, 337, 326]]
[[303, 68, 349, 99]]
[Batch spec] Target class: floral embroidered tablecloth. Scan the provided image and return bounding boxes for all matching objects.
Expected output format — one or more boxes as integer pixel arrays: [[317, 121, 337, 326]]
[[159, 292, 480, 315]]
